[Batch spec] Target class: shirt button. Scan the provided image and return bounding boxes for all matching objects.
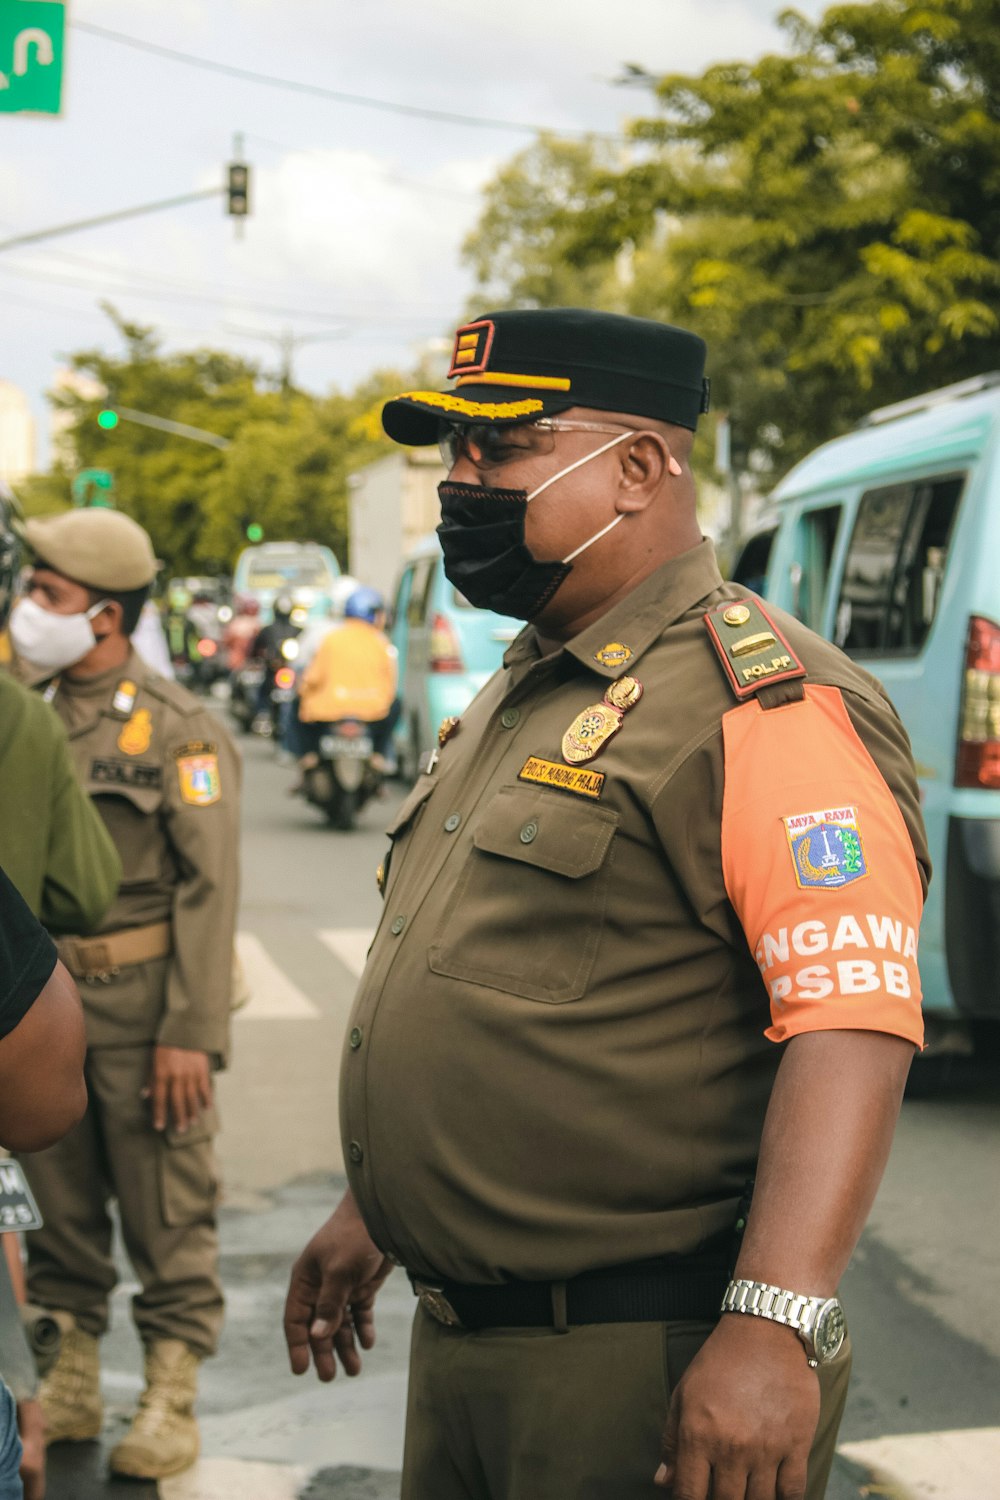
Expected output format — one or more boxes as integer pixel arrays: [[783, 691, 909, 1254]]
[[390, 915, 407, 935], [520, 821, 538, 844], [348, 1141, 364, 1164], [349, 1026, 363, 1050], [444, 813, 462, 833], [501, 707, 520, 729]]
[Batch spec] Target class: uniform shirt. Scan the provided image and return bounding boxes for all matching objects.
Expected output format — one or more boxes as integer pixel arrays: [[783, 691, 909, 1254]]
[[43, 649, 241, 1057], [0, 673, 121, 933], [0, 864, 56, 1042], [341, 541, 930, 1285]]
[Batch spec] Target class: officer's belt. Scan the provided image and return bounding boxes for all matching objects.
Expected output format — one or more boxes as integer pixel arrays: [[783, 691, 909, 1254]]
[[57, 921, 172, 981], [411, 1252, 730, 1332]]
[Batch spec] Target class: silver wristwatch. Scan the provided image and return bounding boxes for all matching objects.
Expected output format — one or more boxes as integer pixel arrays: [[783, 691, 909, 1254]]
[[721, 1278, 847, 1367]]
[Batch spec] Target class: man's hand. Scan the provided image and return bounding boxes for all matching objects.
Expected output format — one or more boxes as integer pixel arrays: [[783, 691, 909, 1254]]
[[283, 1191, 393, 1383], [145, 1046, 212, 1133], [18, 1398, 45, 1500], [655, 1316, 820, 1500]]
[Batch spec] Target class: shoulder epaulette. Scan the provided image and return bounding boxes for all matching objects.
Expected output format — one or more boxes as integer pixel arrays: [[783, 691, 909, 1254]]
[[704, 597, 806, 700]]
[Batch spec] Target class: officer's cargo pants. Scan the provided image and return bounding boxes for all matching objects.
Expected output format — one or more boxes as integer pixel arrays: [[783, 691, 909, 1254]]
[[19, 1046, 223, 1358], [403, 1308, 850, 1500]]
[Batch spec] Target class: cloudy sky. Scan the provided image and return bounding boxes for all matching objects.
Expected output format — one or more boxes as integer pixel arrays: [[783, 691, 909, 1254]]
[[2, 0, 827, 464]]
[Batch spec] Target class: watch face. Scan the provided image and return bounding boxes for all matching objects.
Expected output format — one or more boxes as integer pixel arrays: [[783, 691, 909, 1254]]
[[814, 1300, 847, 1362]]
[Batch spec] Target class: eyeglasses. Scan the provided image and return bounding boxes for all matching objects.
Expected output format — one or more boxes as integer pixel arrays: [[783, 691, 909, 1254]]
[[437, 417, 634, 472]]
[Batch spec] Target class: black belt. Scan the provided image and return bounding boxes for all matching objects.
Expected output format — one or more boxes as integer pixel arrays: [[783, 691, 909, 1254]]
[[411, 1254, 730, 1332]]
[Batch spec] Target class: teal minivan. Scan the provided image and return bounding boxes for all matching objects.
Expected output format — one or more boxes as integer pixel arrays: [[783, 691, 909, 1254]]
[[732, 374, 1000, 1044], [390, 535, 518, 778]]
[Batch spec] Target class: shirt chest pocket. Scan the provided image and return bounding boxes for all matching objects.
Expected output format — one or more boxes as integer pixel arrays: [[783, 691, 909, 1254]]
[[428, 786, 619, 1004], [89, 779, 166, 887]]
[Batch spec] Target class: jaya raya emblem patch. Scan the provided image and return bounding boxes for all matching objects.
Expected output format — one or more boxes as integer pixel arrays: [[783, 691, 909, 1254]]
[[176, 752, 221, 807], [783, 806, 868, 890]]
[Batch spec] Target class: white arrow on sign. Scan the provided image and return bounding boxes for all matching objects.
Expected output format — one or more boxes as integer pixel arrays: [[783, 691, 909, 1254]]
[[13, 27, 53, 76]]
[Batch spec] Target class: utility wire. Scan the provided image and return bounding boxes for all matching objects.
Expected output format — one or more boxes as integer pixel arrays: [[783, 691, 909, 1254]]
[[0, 259, 452, 329], [70, 20, 624, 141]]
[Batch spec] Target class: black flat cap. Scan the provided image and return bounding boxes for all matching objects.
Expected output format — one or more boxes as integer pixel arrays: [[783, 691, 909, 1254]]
[[382, 307, 710, 445]]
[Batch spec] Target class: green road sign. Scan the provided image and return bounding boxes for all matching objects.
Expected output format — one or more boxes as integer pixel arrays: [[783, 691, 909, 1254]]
[[0, 1, 65, 116], [72, 468, 115, 508]]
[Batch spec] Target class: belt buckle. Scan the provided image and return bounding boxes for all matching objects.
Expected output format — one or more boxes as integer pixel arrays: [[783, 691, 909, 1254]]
[[414, 1282, 463, 1328]]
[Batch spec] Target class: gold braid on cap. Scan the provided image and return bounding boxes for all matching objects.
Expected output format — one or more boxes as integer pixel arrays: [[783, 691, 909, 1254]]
[[394, 390, 546, 420]]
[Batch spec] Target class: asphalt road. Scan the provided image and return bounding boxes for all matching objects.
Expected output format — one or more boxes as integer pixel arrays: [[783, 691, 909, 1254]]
[[46, 730, 1000, 1500]]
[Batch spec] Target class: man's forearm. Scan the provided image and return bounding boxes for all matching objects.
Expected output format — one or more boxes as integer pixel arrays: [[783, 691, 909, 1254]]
[[734, 1028, 914, 1293]]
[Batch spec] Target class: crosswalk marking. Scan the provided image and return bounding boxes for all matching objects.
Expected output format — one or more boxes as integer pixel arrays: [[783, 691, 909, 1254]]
[[234, 932, 321, 1019], [161, 1458, 308, 1499], [317, 927, 376, 979], [839, 1427, 1000, 1500]]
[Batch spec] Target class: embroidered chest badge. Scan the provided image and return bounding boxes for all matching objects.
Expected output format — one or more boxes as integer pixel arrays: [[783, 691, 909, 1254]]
[[117, 708, 153, 756], [561, 675, 643, 764], [783, 807, 868, 890]]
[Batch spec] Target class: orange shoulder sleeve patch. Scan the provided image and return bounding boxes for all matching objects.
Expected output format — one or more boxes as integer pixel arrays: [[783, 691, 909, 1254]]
[[721, 684, 924, 1048]]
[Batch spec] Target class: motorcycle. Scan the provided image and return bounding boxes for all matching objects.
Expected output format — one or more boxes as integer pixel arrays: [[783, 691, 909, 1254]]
[[302, 718, 382, 829], [229, 660, 266, 734]]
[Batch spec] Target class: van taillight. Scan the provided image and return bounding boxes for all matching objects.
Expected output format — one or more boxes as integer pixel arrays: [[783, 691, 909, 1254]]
[[429, 613, 463, 673], [955, 616, 1000, 789]]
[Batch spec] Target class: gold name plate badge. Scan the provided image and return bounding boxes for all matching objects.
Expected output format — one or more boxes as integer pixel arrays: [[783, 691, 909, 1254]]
[[518, 756, 605, 800]]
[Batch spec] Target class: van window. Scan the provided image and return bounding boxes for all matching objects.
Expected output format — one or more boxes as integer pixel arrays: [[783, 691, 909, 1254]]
[[392, 566, 414, 632], [791, 505, 842, 632], [835, 475, 964, 654], [730, 528, 776, 596], [407, 557, 437, 628]]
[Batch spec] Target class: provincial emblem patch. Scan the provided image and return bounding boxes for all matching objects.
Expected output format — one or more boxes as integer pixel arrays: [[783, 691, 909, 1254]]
[[783, 806, 868, 890], [176, 753, 221, 807]]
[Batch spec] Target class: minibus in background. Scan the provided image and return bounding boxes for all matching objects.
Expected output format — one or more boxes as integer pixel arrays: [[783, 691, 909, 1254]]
[[732, 374, 1000, 1055]]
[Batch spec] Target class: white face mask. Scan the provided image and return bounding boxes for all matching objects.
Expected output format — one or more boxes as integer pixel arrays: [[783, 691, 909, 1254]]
[[9, 595, 111, 674], [526, 431, 634, 563]]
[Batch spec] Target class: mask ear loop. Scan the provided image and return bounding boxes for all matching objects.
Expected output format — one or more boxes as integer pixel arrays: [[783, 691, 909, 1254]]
[[526, 430, 633, 503]]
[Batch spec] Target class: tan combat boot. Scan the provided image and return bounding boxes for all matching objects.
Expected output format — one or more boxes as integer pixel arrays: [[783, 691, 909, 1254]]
[[38, 1311, 103, 1444], [108, 1339, 201, 1479]]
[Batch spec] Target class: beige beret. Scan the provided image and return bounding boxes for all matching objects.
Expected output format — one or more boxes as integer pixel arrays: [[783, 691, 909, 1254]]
[[24, 510, 158, 591]]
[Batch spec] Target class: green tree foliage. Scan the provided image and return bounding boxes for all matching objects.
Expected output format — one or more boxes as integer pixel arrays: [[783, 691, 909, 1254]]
[[463, 0, 1000, 473], [37, 307, 400, 575]]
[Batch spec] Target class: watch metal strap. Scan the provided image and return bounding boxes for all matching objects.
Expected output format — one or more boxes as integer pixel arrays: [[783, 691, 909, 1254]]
[[721, 1278, 822, 1366]]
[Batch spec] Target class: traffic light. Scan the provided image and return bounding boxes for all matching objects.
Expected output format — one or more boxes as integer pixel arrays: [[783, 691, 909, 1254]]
[[245, 522, 264, 543], [227, 161, 251, 217], [97, 408, 119, 430]]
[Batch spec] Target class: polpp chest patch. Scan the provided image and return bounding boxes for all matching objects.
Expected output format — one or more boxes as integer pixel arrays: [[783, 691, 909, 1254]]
[[91, 758, 163, 791], [783, 806, 868, 889], [176, 750, 221, 806]]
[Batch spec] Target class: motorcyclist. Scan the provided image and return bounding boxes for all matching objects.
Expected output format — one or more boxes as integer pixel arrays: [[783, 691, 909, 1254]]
[[295, 586, 400, 774], [222, 595, 260, 673], [249, 595, 301, 732]]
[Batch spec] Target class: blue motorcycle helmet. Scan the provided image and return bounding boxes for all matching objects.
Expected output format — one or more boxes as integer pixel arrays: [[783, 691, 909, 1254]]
[[343, 586, 384, 624]]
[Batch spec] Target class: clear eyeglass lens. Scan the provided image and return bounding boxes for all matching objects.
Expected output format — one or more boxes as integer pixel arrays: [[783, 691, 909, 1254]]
[[438, 421, 554, 471]]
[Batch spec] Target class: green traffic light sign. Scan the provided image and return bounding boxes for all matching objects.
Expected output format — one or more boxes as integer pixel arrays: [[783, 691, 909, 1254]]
[[0, 1, 66, 115], [97, 409, 119, 430], [245, 522, 264, 543]]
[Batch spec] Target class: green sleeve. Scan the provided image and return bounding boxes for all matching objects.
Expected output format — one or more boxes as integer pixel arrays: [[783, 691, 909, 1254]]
[[41, 731, 123, 936]]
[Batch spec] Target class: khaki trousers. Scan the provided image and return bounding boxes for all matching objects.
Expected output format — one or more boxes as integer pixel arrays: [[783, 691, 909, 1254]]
[[402, 1308, 851, 1500], [18, 1046, 223, 1358]]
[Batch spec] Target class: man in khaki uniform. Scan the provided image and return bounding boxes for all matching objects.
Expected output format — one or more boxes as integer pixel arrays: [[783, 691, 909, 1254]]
[[10, 508, 240, 1481], [285, 311, 930, 1500]]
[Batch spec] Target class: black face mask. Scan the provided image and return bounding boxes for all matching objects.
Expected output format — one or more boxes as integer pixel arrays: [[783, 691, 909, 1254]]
[[436, 483, 571, 622]]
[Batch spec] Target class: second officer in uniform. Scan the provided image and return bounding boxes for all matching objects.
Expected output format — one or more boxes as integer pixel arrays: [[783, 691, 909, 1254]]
[[10, 508, 241, 1481]]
